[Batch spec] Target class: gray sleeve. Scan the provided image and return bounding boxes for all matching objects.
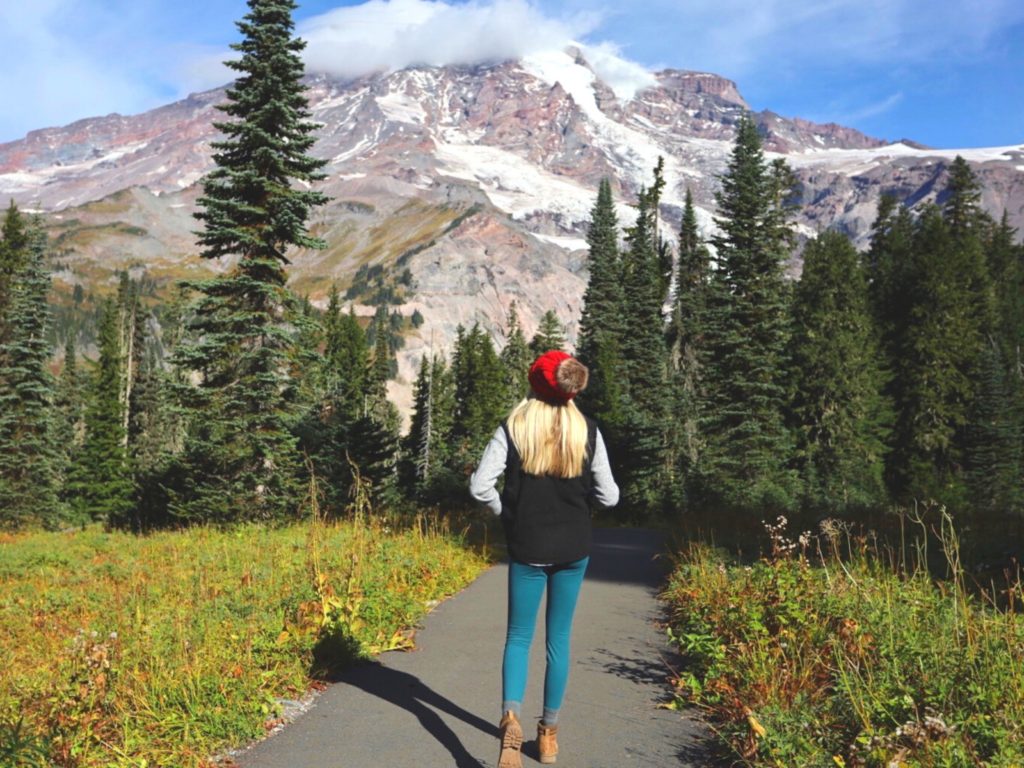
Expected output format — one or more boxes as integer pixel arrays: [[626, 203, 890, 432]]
[[590, 427, 620, 508], [469, 426, 507, 515]]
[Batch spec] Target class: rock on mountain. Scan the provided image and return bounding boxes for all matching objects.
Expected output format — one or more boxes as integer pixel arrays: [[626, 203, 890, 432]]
[[1, 47, 1022, 412]]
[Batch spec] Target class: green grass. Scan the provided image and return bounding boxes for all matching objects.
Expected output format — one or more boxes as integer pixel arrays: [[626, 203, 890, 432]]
[[663, 514, 1024, 767], [0, 506, 489, 767]]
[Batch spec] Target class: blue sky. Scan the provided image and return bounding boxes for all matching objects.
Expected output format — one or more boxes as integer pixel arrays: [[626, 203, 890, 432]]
[[1, 0, 1022, 148]]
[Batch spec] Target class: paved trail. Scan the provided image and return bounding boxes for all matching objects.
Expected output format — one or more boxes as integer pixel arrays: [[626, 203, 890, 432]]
[[234, 528, 712, 767]]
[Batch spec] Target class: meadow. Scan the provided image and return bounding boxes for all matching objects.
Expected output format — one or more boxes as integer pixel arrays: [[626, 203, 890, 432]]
[[663, 513, 1024, 767], [0, 500, 489, 767]]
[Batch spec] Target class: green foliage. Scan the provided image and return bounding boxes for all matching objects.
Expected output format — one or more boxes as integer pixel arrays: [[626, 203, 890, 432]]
[[695, 115, 800, 511], [402, 354, 458, 502], [788, 231, 891, 512], [618, 175, 672, 509], [499, 302, 531, 409], [576, 177, 629, 433], [665, 188, 712, 502], [0, 208, 60, 528], [172, 0, 329, 524], [452, 323, 507, 471], [664, 515, 1024, 767], [66, 298, 134, 524], [528, 309, 566, 355]]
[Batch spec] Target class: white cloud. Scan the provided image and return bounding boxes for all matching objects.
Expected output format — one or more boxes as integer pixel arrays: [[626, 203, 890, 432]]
[[297, 0, 600, 79]]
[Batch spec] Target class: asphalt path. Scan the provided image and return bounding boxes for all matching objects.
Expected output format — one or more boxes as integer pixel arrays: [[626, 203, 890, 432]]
[[233, 527, 712, 767]]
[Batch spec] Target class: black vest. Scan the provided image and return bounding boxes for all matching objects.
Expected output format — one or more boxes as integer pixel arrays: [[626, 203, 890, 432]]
[[499, 418, 597, 565]]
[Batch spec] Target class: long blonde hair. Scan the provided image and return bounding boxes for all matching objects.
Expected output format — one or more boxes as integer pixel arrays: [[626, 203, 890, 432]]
[[506, 397, 589, 478]]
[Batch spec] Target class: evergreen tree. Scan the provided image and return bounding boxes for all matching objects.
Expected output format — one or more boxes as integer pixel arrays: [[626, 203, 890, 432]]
[[618, 180, 671, 508], [888, 206, 986, 502], [576, 178, 629, 434], [0, 212, 60, 528], [695, 115, 799, 510], [452, 323, 507, 470], [787, 231, 890, 512], [964, 338, 1020, 519], [500, 302, 531, 408], [0, 200, 29, 341], [665, 188, 711, 498], [529, 310, 566, 355], [402, 353, 457, 500], [69, 298, 134, 523], [55, 333, 86, 486], [173, 0, 328, 523]]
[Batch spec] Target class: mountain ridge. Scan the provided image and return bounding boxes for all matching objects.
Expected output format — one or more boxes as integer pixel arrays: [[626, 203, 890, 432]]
[[1, 49, 1022, 414]]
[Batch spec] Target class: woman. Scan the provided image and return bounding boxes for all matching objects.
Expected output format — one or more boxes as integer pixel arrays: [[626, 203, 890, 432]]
[[470, 349, 619, 767]]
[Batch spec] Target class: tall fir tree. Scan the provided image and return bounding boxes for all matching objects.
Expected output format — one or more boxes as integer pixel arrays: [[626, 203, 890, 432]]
[[452, 323, 507, 472], [787, 231, 890, 512], [576, 178, 629, 434], [402, 353, 457, 501], [68, 298, 134, 524], [695, 115, 799, 511], [55, 332, 86, 488], [529, 310, 566, 355], [618, 180, 671, 508], [665, 188, 711, 499], [500, 302, 531, 409], [0, 211, 60, 528], [888, 206, 987, 503], [173, 0, 328, 523]]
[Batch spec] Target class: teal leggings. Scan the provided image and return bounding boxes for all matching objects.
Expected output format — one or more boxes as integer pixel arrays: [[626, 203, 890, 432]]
[[501, 556, 589, 719]]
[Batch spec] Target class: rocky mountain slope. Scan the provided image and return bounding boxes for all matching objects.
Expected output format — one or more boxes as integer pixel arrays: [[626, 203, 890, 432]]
[[1, 47, 1022, 409]]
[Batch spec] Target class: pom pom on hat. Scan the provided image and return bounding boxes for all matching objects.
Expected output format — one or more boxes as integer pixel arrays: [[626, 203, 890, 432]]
[[528, 350, 589, 404]]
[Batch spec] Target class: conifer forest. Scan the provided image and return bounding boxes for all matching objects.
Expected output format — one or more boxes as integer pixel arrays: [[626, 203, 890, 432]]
[[0, 8, 1022, 564]]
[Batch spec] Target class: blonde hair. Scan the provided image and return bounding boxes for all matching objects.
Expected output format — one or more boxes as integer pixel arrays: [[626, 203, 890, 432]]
[[506, 397, 589, 479]]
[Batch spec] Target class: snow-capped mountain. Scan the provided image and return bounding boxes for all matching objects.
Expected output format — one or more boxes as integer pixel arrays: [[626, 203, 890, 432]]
[[1, 47, 1022, 409]]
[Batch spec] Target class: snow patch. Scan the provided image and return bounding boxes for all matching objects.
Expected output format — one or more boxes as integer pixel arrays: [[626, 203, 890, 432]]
[[533, 233, 588, 251], [519, 49, 689, 206], [786, 142, 1024, 177], [376, 91, 428, 125]]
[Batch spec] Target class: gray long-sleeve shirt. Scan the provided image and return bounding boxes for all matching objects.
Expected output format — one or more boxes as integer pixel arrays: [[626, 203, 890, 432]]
[[468, 425, 620, 515]]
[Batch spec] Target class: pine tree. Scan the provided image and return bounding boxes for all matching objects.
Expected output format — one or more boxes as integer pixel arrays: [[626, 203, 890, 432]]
[[788, 231, 890, 512], [55, 333, 86, 486], [173, 0, 328, 523], [500, 302, 531, 408], [69, 298, 134, 524], [695, 115, 799, 511], [452, 323, 507, 471], [888, 206, 985, 502], [576, 178, 629, 434], [665, 188, 711, 498], [618, 180, 671, 508], [0, 212, 60, 528], [403, 353, 456, 500], [529, 310, 566, 355]]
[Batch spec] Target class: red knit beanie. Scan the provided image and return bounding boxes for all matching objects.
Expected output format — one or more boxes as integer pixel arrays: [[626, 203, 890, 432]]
[[528, 350, 589, 405]]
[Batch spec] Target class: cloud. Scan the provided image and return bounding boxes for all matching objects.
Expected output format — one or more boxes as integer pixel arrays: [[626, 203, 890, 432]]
[[297, 0, 599, 79], [834, 92, 905, 125]]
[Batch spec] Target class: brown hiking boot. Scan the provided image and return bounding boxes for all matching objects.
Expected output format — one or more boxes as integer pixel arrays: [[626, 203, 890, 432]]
[[497, 710, 523, 768], [537, 722, 558, 764]]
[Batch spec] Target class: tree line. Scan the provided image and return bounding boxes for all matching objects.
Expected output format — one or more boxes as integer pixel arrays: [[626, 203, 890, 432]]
[[575, 118, 1024, 541], [1, 0, 1022, 542]]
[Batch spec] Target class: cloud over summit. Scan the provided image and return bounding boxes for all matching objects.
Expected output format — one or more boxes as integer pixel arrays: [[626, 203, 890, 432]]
[[300, 0, 595, 77]]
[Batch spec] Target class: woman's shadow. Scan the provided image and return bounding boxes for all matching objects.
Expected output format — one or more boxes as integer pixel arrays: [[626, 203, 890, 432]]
[[325, 658, 498, 767]]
